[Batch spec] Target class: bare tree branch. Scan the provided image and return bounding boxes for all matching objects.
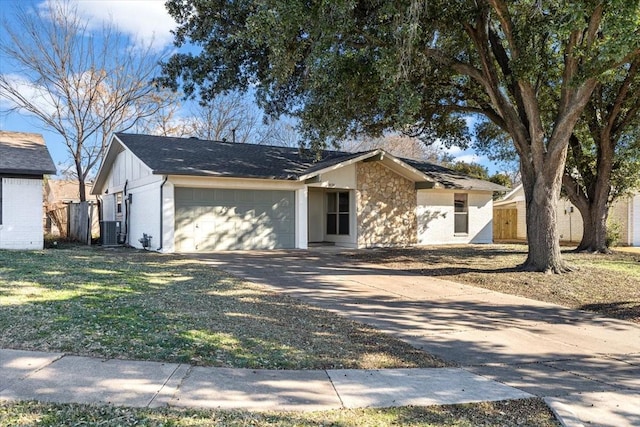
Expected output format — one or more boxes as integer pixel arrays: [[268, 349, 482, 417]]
[[0, 0, 172, 200]]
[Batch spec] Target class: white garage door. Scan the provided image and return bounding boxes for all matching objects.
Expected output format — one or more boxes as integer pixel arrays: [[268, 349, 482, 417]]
[[175, 188, 295, 251]]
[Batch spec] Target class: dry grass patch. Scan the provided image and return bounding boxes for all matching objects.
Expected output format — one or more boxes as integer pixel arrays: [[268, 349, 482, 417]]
[[0, 247, 445, 369], [0, 399, 559, 426], [349, 244, 640, 323]]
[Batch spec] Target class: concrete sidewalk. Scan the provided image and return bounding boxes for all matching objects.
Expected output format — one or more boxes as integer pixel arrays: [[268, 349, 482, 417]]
[[199, 249, 640, 427], [0, 348, 531, 411]]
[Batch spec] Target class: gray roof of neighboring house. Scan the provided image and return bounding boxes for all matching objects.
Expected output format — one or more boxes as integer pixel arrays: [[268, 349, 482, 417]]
[[402, 158, 508, 191], [0, 131, 56, 175], [113, 133, 504, 191]]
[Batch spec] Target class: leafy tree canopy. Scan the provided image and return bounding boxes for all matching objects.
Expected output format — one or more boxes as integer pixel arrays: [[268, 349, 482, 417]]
[[160, 0, 640, 271], [161, 0, 639, 151]]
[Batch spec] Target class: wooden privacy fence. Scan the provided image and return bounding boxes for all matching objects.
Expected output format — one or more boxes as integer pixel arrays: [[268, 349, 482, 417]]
[[67, 202, 99, 244], [493, 208, 518, 240]]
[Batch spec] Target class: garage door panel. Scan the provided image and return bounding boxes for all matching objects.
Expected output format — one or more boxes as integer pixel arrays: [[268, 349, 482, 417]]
[[214, 189, 236, 203], [174, 188, 295, 251]]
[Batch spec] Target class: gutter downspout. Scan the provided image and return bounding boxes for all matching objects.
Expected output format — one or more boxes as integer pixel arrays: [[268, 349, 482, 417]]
[[123, 180, 129, 245], [157, 176, 168, 251]]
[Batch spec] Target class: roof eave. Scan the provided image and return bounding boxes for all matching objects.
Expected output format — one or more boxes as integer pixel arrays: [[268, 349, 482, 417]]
[[91, 134, 124, 195], [0, 168, 56, 176], [379, 152, 436, 183], [297, 150, 382, 181], [153, 170, 300, 181]]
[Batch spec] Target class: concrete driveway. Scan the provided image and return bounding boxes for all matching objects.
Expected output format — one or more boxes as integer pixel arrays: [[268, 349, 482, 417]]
[[198, 248, 640, 427]]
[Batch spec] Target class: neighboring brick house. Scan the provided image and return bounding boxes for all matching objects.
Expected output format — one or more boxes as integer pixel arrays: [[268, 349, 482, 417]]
[[92, 133, 505, 252], [0, 131, 56, 250]]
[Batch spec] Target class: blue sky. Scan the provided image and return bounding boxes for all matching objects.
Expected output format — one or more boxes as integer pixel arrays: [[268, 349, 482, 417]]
[[0, 0, 500, 176]]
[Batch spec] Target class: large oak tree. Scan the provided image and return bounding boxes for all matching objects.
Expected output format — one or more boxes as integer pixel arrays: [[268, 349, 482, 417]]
[[475, 59, 640, 253], [563, 59, 640, 252], [160, 0, 640, 272]]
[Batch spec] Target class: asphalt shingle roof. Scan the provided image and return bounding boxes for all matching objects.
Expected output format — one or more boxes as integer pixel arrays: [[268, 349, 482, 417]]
[[116, 133, 365, 180], [0, 131, 56, 175], [114, 133, 504, 191], [402, 158, 507, 191]]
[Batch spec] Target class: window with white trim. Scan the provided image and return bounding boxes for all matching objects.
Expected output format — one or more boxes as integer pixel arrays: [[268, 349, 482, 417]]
[[454, 193, 468, 234], [115, 192, 123, 220], [327, 191, 350, 235]]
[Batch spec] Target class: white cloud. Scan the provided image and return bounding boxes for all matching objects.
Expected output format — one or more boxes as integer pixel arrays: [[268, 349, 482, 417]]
[[0, 73, 59, 116], [42, 0, 177, 51]]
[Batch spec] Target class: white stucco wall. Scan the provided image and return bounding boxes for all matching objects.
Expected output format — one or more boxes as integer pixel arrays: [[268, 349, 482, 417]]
[[307, 189, 325, 242], [95, 149, 165, 251], [101, 194, 116, 221], [417, 190, 493, 245], [316, 164, 357, 189], [516, 200, 527, 239], [125, 180, 162, 250], [0, 178, 44, 250], [557, 198, 584, 242]]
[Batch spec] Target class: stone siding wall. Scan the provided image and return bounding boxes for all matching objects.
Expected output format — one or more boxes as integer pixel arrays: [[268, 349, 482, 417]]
[[356, 162, 417, 247]]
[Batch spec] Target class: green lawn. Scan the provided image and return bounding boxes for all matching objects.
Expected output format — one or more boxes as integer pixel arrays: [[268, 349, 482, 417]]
[[0, 247, 444, 369], [0, 399, 559, 427]]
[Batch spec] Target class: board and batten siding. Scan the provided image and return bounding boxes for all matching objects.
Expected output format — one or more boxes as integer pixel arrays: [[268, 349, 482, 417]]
[[105, 149, 152, 191], [417, 190, 494, 245], [97, 150, 164, 250], [0, 177, 44, 249]]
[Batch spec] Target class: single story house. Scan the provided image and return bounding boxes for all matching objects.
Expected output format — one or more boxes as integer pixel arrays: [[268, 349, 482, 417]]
[[92, 133, 506, 252], [493, 183, 640, 246], [0, 131, 56, 250]]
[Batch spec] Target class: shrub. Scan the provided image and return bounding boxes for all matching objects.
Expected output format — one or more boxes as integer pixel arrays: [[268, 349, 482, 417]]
[[606, 219, 621, 248]]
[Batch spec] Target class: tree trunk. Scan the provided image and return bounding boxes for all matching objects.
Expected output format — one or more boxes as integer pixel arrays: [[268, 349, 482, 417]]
[[575, 195, 611, 253], [520, 172, 572, 273], [564, 131, 614, 253], [76, 159, 87, 202]]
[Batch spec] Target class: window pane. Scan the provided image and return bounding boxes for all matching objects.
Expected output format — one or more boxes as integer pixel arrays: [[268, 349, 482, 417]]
[[339, 213, 350, 235], [338, 192, 349, 212], [455, 213, 468, 234], [327, 213, 337, 234], [327, 193, 337, 213], [454, 194, 467, 213]]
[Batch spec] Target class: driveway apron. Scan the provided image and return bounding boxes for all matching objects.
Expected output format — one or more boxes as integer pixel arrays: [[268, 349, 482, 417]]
[[197, 249, 640, 426]]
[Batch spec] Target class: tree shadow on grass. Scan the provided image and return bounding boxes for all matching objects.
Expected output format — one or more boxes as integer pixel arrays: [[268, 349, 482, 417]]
[[580, 301, 640, 322], [0, 247, 444, 370]]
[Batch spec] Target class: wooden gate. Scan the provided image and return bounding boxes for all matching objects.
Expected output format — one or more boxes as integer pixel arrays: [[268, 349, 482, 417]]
[[494, 208, 517, 240], [67, 202, 98, 244]]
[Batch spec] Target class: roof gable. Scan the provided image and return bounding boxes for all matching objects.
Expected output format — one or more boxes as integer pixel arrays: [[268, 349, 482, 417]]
[[0, 131, 56, 175]]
